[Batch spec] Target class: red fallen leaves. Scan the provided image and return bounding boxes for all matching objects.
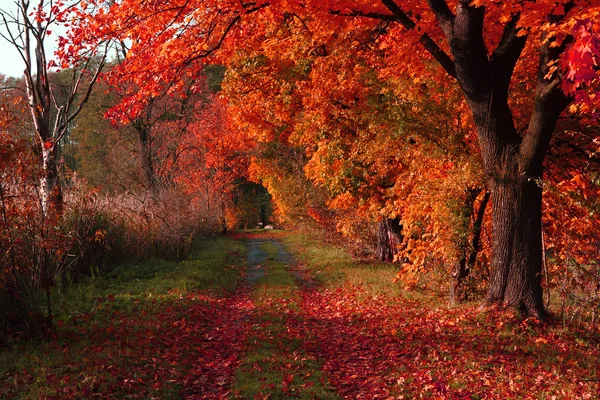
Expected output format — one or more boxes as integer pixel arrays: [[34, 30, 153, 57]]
[[282, 373, 294, 390], [4, 247, 600, 399], [2, 290, 253, 399], [294, 281, 600, 399], [183, 289, 254, 399]]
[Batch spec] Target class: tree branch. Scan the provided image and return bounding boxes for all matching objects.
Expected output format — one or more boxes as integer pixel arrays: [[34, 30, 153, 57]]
[[380, 0, 457, 79], [175, 3, 270, 78], [450, 1, 491, 103], [490, 13, 527, 98], [426, 0, 453, 39], [330, 9, 396, 22]]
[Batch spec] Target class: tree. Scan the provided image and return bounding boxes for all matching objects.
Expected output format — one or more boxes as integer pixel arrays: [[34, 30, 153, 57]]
[[368, 0, 597, 319], [73, 0, 599, 318], [177, 94, 255, 232], [0, 0, 107, 215], [222, 18, 492, 297]]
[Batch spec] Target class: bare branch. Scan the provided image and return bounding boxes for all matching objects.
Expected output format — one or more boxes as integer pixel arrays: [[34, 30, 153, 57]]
[[175, 3, 270, 82], [65, 54, 107, 124]]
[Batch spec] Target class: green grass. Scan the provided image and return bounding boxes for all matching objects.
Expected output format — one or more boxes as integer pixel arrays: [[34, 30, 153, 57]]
[[282, 234, 412, 298], [5, 230, 598, 399], [232, 240, 339, 399], [0, 236, 246, 399]]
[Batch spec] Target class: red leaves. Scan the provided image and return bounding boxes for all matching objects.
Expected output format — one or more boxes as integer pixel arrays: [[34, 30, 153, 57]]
[[295, 282, 600, 399], [281, 373, 294, 395], [183, 289, 253, 399], [1, 289, 252, 399], [561, 18, 600, 106]]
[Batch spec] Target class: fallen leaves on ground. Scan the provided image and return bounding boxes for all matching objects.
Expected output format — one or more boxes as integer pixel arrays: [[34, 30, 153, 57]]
[[296, 280, 600, 399], [3, 237, 600, 399], [1, 289, 253, 399]]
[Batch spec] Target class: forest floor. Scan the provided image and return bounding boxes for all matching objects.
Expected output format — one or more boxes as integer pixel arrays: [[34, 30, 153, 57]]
[[1, 231, 600, 399]]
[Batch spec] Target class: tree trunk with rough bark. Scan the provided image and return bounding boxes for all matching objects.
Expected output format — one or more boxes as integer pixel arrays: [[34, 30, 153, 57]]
[[486, 172, 546, 317], [376, 217, 403, 262], [40, 145, 63, 216], [379, 0, 574, 318]]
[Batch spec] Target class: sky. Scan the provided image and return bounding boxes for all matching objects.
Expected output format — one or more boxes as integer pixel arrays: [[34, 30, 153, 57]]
[[0, 0, 65, 78]]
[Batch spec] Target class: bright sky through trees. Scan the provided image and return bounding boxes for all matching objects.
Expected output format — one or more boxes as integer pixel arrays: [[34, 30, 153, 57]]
[[0, 0, 65, 77]]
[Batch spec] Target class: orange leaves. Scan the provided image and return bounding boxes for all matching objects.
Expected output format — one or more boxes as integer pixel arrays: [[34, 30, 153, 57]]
[[61, 0, 600, 300], [177, 95, 252, 196], [67, 0, 600, 124]]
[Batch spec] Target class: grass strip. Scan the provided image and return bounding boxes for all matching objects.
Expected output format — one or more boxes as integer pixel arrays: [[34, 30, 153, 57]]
[[232, 240, 339, 399]]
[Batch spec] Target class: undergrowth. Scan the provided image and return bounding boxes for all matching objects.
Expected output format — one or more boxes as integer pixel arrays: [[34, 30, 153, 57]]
[[0, 236, 246, 399]]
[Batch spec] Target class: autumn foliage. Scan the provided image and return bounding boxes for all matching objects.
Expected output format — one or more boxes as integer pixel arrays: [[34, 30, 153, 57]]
[[0, 0, 599, 345], [0, 2, 599, 398], [38, 0, 598, 317]]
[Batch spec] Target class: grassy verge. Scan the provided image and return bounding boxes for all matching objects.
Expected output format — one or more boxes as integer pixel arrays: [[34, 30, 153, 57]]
[[232, 241, 339, 399], [0, 236, 246, 399], [282, 233, 415, 299]]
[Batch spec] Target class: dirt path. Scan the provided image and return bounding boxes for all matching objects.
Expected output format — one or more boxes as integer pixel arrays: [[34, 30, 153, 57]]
[[226, 237, 338, 399], [235, 237, 413, 399], [245, 238, 269, 284], [5, 235, 599, 399], [186, 237, 460, 399], [182, 236, 331, 399], [179, 237, 429, 399]]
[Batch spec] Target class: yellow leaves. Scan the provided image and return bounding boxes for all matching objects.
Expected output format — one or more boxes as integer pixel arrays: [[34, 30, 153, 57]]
[[393, 262, 420, 287], [568, 103, 578, 113]]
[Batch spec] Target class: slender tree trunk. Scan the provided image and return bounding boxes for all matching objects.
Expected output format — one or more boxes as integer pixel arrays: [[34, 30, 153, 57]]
[[450, 189, 489, 304], [221, 198, 228, 234], [40, 145, 63, 216], [136, 122, 158, 197], [467, 191, 489, 268], [376, 217, 403, 262]]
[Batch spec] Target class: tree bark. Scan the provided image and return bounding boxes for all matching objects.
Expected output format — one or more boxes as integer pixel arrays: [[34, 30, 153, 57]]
[[485, 171, 546, 318], [40, 144, 63, 216], [346, 0, 577, 318], [422, 0, 570, 318], [135, 120, 158, 197], [376, 217, 403, 262]]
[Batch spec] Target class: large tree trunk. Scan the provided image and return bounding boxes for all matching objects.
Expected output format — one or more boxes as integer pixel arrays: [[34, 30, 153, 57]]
[[378, 0, 574, 318], [376, 217, 403, 262], [485, 171, 546, 318], [447, 3, 568, 319]]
